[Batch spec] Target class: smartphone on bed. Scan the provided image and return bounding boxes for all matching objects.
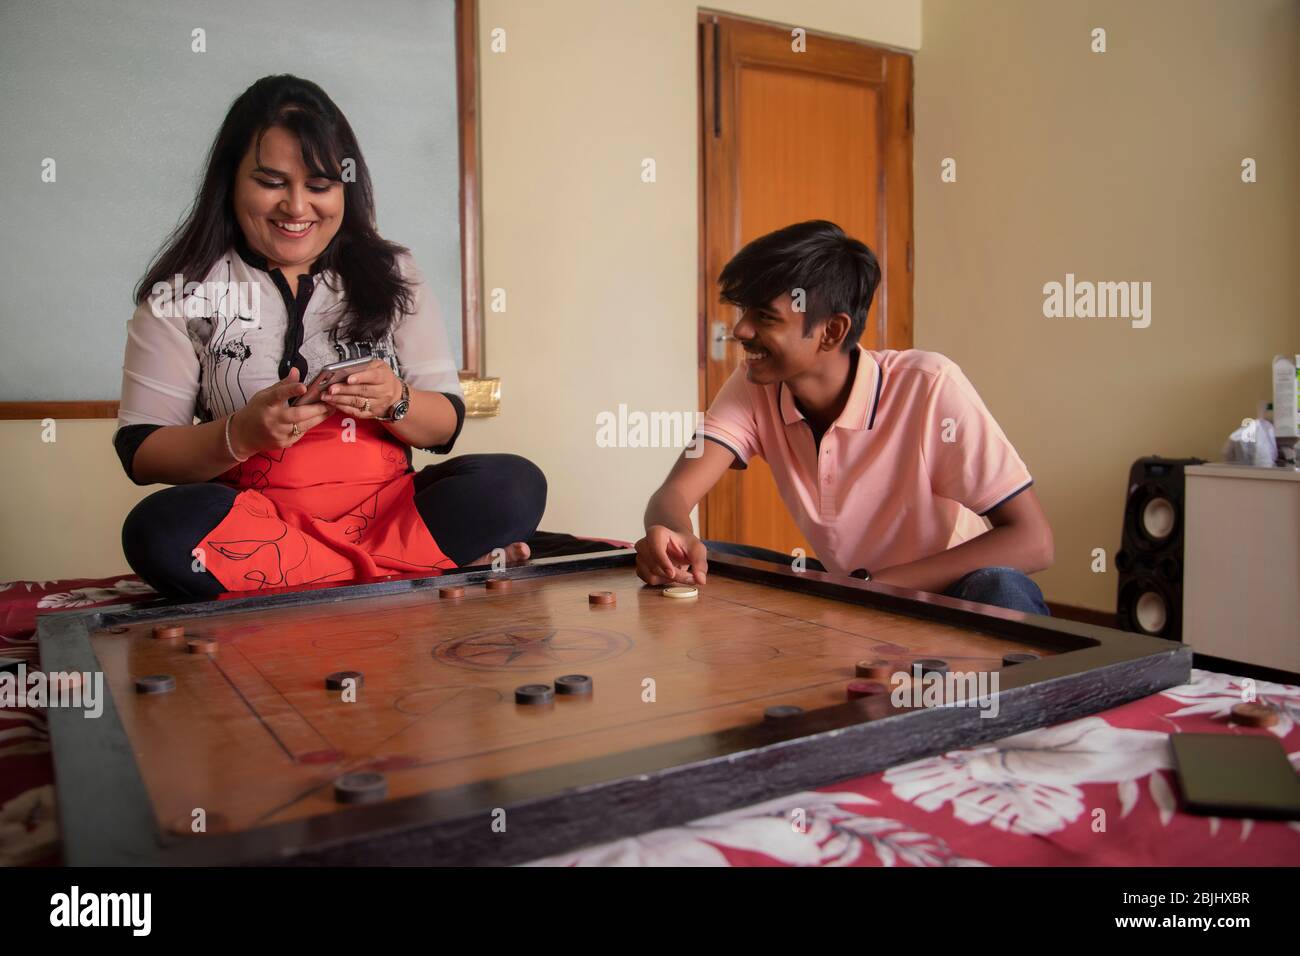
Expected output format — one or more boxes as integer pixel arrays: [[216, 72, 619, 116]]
[[1171, 733, 1300, 820], [288, 356, 376, 407]]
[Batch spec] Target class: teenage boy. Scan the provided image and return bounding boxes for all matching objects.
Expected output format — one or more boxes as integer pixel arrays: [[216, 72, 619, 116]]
[[635, 220, 1053, 614]]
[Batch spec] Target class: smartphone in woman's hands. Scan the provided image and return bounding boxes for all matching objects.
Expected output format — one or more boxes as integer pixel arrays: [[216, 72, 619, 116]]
[[288, 356, 375, 407]]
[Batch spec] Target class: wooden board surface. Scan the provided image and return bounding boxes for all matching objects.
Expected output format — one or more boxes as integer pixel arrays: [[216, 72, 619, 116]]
[[40, 552, 1191, 864], [92, 567, 1054, 837]]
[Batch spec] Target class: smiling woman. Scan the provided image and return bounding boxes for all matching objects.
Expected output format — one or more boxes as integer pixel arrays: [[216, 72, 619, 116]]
[[235, 125, 345, 284], [115, 75, 546, 598]]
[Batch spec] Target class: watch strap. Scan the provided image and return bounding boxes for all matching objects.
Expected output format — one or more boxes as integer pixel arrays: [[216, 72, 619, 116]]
[[381, 380, 410, 422]]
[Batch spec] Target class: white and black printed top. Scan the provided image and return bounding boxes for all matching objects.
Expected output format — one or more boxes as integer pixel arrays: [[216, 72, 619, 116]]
[[113, 237, 466, 481]]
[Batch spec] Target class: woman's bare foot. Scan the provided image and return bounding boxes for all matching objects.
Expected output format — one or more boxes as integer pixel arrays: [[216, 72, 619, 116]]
[[468, 541, 531, 568]]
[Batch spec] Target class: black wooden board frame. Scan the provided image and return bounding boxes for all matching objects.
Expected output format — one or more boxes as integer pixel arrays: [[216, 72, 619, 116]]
[[37, 549, 1190, 866]]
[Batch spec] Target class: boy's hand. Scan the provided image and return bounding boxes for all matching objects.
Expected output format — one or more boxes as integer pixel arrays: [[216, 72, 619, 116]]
[[635, 526, 708, 586]]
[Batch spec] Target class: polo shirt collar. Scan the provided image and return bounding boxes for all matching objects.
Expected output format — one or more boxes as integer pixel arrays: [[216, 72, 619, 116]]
[[778, 346, 883, 431]]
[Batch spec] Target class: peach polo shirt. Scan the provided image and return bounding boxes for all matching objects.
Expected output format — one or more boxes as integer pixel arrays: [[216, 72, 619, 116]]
[[701, 347, 1033, 576]]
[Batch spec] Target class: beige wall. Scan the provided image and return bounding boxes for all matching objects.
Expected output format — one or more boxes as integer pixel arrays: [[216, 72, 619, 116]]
[[0, 0, 919, 583], [4, 0, 1294, 614], [913, 0, 1299, 608]]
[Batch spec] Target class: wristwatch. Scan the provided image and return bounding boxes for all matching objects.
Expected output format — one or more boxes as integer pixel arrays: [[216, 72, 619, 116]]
[[381, 380, 410, 422]]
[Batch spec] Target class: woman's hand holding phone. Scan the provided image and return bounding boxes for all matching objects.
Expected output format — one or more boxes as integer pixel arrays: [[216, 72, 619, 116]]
[[318, 358, 403, 419], [228, 369, 335, 456]]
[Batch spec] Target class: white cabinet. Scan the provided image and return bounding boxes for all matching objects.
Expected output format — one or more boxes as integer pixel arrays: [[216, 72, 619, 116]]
[[1183, 464, 1300, 671]]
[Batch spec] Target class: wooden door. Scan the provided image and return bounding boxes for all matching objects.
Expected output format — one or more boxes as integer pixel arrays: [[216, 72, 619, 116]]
[[698, 13, 914, 554]]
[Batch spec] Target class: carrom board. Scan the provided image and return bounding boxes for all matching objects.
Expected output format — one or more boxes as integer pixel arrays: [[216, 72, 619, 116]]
[[37, 550, 1190, 865]]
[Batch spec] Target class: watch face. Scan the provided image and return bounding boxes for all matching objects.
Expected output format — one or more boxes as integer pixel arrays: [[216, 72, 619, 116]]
[[391, 400, 410, 421]]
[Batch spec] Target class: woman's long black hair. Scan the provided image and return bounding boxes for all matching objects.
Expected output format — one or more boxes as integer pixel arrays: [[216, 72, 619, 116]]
[[134, 74, 413, 342]]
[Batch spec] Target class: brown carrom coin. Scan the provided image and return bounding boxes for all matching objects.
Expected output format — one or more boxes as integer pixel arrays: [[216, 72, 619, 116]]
[[1230, 702, 1279, 728], [855, 659, 894, 680]]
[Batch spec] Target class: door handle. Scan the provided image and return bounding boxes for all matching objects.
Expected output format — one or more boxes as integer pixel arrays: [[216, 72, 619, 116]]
[[711, 321, 731, 362]]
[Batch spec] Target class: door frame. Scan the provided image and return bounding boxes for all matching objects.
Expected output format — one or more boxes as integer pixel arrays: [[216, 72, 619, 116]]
[[696, 11, 915, 539]]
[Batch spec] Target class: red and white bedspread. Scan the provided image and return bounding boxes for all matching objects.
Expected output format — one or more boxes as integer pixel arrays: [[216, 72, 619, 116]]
[[3, 576, 1298, 867]]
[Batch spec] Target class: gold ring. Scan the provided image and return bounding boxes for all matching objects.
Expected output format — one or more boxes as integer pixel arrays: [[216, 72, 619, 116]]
[[291, 423, 300, 438], [362, 398, 371, 413]]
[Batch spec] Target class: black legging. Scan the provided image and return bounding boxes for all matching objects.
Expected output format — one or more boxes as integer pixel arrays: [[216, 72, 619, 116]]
[[121, 454, 547, 599]]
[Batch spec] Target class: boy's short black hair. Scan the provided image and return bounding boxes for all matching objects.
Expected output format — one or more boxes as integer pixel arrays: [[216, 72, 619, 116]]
[[718, 220, 881, 352]]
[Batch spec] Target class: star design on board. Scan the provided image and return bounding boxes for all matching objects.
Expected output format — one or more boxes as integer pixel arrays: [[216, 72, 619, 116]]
[[436, 626, 631, 670], [458, 628, 588, 666]]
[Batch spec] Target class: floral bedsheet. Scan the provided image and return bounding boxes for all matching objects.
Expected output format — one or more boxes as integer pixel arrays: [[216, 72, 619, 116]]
[[3, 577, 1298, 867]]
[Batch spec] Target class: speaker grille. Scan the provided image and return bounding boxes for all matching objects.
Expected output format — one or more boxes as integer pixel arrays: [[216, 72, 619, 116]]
[[1115, 456, 1203, 642]]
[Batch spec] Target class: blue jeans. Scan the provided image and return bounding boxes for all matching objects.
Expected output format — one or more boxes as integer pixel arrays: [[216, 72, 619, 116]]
[[703, 541, 1050, 616]]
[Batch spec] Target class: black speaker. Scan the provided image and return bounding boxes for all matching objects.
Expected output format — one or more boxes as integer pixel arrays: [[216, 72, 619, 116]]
[[1115, 456, 1205, 640]]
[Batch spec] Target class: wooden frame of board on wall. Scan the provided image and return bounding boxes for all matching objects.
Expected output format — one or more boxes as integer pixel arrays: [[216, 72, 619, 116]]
[[0, 0, 498, 422]]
